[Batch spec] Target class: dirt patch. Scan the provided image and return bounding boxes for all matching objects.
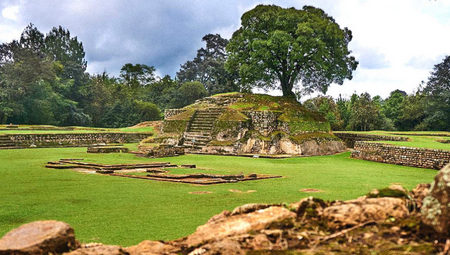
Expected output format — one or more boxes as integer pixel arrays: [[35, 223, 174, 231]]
[[189, 191, 212, 194], [229, 189, 257, 193], [300, 188, 323, 193], [130, 121, 162, 129]]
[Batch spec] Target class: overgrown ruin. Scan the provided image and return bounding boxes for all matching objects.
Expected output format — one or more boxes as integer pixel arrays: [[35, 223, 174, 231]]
[[141, 92, 346, 156]]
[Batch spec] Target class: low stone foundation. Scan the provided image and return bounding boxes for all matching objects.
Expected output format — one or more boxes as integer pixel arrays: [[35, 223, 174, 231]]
[[334, 132, 408, 148], [351, 141, 450, 169], [3, 133, 150, 148], [145, 144, 185, 158], [87, 146, 129, 153]]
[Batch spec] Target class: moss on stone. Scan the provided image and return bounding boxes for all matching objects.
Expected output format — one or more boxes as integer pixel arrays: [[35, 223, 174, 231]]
[[162, 120, 188, 133], [218, 109, 249, 121], [289, 132, 339, 145], [367, 187, 408, 198], [209, 140, 235, 146], [167, 108, 195, 120]]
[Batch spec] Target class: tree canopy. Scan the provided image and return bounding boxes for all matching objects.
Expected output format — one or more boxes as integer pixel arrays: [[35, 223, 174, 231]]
[[421, 56, 450, 130], [177, 34, 239, 95], [226, 5, 358, 98]]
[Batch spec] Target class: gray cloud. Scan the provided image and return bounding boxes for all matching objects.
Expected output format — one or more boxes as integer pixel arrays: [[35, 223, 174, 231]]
[[10, 0, 254, 76], [406, 55, 445, 70], [356, 47, 390, 69]]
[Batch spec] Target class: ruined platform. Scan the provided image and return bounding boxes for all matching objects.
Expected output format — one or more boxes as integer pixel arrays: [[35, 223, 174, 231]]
[[45, 159, 281, 185]]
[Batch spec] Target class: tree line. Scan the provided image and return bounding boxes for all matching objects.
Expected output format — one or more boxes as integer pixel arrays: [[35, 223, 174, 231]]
[[0, 25, 237, 127], [303, 69, 449, 131], [0, 4, 448, 130]]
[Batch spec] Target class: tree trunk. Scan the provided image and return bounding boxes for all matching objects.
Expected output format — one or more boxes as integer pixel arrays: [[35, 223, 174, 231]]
[[280, 79, 296, 98]]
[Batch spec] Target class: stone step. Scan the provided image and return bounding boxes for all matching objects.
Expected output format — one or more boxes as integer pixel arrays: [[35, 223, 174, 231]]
[[196, 111, 222, 114], [183, 139, 208, 145], [191, 119, 216, 124], [190, 123, 213, 127], [190, 121, 215, 125], [192, 116, 219, 121], [184, 142, 207, 147], [0, 144, 16, 147], [195, 111, 223, 114], [0, 146, 18, 149], [194, 114, 221, 118], [190, 124, 213, 128], [189, 129, 213, 133], [191, 118, 217, 121], [190, 122, 215, 126], [184, 136, 211, 141]]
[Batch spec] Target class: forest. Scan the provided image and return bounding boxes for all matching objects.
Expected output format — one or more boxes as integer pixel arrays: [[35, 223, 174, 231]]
[[0, 24, 448, 131]]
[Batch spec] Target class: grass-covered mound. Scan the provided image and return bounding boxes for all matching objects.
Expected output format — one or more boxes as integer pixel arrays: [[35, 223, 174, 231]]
[[162, 92, 345, 155]]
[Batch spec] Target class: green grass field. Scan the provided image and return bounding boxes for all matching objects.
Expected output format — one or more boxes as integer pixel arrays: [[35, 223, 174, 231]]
[[335, 130, 450, 150], [0, 146, 436, 246]]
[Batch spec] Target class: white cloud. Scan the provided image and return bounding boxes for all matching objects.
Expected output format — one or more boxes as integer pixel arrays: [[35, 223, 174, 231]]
[[2, 5, 19, 21], [319, 0, 450, 98]]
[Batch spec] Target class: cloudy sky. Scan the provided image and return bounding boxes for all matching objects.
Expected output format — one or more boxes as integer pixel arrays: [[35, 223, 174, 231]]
[[1, 0, 449, 99]]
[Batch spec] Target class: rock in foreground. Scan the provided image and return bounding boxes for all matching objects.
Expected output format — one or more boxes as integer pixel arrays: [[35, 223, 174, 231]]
[[184, 206, 296, 248], [421, 163, 450, 236], [0, 220, 77, 255]]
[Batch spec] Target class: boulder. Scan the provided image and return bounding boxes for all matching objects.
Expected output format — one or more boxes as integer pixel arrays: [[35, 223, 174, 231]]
[[125, 240, 178, 255], [323, 197, 409, 229], [184, 206, 295, 248], [0, 220, 78, 255], [290, 197, 327, 219], [367, 184, 408, 198], [421, 164, 450, 235], [189, 239, 244, 255], [230, 203, 273, 216], [65, 245, 127, 255], [410, 183, 430, 210]]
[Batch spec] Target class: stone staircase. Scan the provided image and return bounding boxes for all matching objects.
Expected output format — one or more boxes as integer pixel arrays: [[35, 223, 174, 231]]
[[0, 135, 15, 149], [183, 108, 223, 150]]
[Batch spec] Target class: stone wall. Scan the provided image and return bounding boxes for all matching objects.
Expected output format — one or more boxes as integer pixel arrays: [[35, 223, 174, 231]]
[[351, 141, 450, 169], [334, 132, 408, 148], [245, 111, 281, 136], [164, 109, 186, 119], [6, 133, 150, 148]]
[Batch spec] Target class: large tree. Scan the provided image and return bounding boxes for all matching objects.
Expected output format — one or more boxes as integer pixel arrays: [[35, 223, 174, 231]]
[[226, 5, 358, 98], [119, 63, 156, 88], [177, 34, 239, 95], [421, 56, 450, 131]]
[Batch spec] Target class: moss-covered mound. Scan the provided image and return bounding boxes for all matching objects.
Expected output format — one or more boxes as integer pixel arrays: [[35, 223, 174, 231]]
[[161, 93, 345, 156]]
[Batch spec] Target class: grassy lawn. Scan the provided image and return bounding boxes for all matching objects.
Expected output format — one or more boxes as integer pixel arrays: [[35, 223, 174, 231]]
[[0, 125, 154, 134], [335, 130, 450, 150], [0, 146, 436, 246]]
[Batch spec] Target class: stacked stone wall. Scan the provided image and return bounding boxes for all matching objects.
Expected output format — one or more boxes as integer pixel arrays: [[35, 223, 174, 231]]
[[351, 141, 450, 169], [5, 133, 150, 148], [245, 111, 281, 136], [164, 109, 186, 119], [334, 132, 408, 148], [194, 94, 242, 106]]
